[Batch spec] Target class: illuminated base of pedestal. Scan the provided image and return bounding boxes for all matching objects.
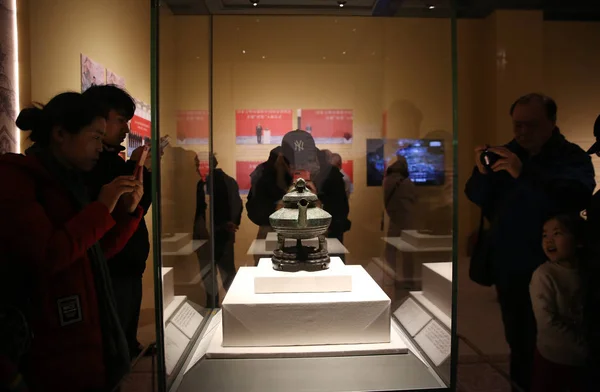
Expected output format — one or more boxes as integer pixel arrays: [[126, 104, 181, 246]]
[[254, 257, 352, 293], [207, 323, 407, 359], [222, 265, 390, 347]]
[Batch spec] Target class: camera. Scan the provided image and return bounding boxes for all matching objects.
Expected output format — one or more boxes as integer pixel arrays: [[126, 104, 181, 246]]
[[480, 149, 501, 169]]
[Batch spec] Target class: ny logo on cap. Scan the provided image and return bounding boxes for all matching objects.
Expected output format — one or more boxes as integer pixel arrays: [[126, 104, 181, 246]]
[[294, 140, 304, 151]]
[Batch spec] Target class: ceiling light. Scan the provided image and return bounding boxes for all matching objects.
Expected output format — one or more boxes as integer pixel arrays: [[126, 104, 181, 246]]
[[242, 50, 246, 54], [262, 55, 266, 59], [338, 1, 347, 7], [428, 4, 435, 10], [250, 0, 259, 6], [342, 51, 346, 55]]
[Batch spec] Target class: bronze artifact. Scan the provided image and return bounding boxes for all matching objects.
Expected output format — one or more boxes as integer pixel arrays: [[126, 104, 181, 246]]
[[268, 178, 332, 271]]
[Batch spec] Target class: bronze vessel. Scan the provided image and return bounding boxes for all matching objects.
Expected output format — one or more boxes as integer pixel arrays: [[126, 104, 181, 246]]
[[268, 178, 332, 271]]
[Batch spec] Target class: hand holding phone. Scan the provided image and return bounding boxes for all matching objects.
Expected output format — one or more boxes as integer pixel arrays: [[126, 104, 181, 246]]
[[133, 145, 149, 181], [159, 135, 170, 152]]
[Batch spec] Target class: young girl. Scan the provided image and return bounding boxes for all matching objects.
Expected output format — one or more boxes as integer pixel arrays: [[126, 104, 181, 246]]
[[530, 214, 587, 392]]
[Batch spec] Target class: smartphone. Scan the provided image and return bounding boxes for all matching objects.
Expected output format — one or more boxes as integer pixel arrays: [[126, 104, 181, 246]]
[[133, 145, 149, 180], [160, 135, 171, 151], [293, 170, 311, 182]]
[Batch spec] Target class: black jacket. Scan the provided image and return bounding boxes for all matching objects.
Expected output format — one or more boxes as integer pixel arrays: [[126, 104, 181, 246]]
[[465, 129, 595, 283], [314, 164, 350, 239], [246, 163, 291, 227], [86, 146, 152, 277]]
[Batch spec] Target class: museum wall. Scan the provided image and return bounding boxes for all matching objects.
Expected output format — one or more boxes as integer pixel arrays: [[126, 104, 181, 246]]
[[160, 13, 600, 269], [209, 16, 454, 266], [544, 20, 600, 186]]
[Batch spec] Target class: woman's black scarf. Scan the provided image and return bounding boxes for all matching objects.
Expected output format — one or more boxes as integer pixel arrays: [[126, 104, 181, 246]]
[[26, 145, 130, 390]]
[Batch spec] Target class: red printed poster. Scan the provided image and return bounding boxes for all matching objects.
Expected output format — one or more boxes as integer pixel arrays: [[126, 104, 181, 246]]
[[235, 109, 294, 145], [299, 109, 353, 144], [127, 98, 151, 157], [236, 161, 262, 194], [177, 110, 209, 145], [341, 160, 353, 183]]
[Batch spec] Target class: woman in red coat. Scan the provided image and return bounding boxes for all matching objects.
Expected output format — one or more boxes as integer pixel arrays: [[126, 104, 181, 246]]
[[0, 92, 144, 391]]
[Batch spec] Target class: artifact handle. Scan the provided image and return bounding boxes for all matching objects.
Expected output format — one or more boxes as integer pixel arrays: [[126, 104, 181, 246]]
[[297, 199, 308, 228], [295, 178, 306, 193]]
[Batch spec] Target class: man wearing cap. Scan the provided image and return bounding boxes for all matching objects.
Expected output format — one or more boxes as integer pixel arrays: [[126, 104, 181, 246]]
[[465, 93, 595, 392], [246, 147, 293, 265]]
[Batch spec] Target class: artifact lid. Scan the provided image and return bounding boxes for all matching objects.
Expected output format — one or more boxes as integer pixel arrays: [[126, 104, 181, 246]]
[[282, 178, 318, 204]]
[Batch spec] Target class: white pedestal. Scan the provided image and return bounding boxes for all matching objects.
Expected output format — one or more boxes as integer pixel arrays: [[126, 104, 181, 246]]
[[207, 322, 407, 359], [421, 262, 452, 318], [263, 130, 271, 144], [161, 233, 192, 252], [162, 267, 175, 311], [254, 257, 352, 294], [264, 232, 318, 251], [401, 230, 452, 249], [222, 265, 390, 347]]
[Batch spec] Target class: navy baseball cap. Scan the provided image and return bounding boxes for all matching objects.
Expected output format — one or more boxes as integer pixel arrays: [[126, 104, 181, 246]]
[[586, 114, 600, 154], [281, 130, 317, 167]]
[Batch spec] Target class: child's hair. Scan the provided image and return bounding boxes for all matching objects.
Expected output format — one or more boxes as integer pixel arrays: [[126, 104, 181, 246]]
[[545, 213, 586, 244]]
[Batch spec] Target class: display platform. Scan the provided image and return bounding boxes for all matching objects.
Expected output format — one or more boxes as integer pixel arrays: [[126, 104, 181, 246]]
[[177, 314, 445, 392], [162, 233, 192, 252], [222, 259, 390, 347], [206, 323, 407, 359], [162, 267, 174, 311], [247, 238, 348, 256], [421, 262, 452, 318], [401, 230, 452, 249], [393, 262, 453, 377], [382, 236, 452, 254], [254, 257, 352, 293]]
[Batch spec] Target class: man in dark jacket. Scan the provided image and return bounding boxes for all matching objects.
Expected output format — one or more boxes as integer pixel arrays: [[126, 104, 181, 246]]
[[583, 113, 600, 387], [83, 85, 152, 359], [246, 147, 291, 265], [206, 155, 243, 303], [314, 149, 350, 244], [465, 93, 595, 392]]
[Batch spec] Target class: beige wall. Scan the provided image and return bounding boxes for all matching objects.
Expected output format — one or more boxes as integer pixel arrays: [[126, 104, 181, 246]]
[[159, 16, 455, 268], [159, 13, 600, 271]]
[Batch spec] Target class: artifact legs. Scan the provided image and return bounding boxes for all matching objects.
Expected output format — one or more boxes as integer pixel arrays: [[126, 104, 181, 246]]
[[277, 233, 285, 251], [318, 235, 327, 253]]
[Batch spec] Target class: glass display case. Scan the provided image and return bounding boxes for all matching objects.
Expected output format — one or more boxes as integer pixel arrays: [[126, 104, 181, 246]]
[[151, 1, 458, 391]]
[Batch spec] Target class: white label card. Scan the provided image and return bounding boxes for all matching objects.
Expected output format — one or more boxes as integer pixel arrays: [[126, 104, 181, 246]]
[[414, 319, 452, 367], [164, 322, 190, 375], [394, 298, 432, 337], [172, 302, 204, 339]]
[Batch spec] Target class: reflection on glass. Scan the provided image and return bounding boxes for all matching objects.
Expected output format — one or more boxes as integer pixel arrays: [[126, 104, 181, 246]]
[[155, 11, 456, 391]]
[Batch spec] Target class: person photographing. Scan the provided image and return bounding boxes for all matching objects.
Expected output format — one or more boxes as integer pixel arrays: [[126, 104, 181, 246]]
[[0, 92, 144, 392]]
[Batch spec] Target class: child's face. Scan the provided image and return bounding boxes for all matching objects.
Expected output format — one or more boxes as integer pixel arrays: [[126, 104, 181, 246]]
[[542, 219, 576, 262]]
